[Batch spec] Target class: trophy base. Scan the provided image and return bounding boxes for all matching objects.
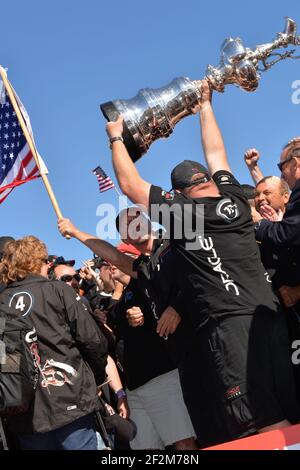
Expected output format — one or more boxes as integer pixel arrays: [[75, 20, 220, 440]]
[[100, 101, 142, 162]]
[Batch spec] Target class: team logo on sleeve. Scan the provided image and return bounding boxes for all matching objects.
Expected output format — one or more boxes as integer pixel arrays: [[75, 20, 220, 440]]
[[161, 190, 174, 201], [216, 198, 239, 223], [218, 174, 232, 185]]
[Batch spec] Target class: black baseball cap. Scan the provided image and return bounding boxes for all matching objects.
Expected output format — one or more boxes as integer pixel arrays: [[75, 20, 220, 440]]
[[171, 160, 209, 190], [0, 236, 15, 258]]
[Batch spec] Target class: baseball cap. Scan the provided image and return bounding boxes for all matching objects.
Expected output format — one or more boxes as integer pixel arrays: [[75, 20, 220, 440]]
[[171, 160, 209, 190], [48, 255, 75, 268], [0, 236, 15, 258]]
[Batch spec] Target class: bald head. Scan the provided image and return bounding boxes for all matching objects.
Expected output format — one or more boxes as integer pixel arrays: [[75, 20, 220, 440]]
[[257, 176, 289, 194]]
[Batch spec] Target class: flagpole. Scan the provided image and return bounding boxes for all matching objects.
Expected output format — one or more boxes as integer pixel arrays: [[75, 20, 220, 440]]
[[113, 185, 128, 206], [93, 166, 128, 207], [0, 66, 65, 222]]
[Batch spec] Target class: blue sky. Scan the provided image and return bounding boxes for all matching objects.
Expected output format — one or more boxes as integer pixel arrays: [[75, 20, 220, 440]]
[[1, 0, 300, 267]]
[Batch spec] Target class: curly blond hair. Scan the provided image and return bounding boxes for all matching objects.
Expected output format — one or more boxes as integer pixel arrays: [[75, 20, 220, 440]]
[[0, 236, 48, 284]]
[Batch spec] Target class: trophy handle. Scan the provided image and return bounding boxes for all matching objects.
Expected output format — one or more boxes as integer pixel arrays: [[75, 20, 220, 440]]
[[283, 17, 297, 41]]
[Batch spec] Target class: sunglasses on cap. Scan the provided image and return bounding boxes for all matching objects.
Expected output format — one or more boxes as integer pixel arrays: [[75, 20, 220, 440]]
[[187, 173, 211, 187], [171, 173, 211, 191], [59, 274, 81, 283], [277, 148, 300, 172]]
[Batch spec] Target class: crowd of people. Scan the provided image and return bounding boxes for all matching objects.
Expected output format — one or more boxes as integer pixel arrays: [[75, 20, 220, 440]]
[[1, 79, 300, 450]]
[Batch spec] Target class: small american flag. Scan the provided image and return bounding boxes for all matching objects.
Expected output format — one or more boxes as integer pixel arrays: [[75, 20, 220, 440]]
[[93, 166, 115, 193], [0, 79, 47, 204]]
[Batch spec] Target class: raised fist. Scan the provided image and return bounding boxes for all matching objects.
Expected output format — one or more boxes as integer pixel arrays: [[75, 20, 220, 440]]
[[244, 148, 260, 168]]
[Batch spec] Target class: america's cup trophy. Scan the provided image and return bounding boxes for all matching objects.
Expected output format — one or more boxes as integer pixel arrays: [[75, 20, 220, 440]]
[[100, 18, 300, 162]]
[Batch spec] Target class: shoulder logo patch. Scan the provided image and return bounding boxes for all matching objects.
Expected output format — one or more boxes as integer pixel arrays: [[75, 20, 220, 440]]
[[161, 190, 174, 201], [218, 175, 232, 185]]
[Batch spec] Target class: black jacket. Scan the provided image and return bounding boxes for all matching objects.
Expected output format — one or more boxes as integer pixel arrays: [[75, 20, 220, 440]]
[[0, 275, 108, 434]]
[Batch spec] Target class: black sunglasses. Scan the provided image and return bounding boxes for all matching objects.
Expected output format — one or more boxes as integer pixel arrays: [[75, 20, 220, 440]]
[[277, 148, 300, 172], [59, 274, 80, 283], [277, 155, 294, 173]]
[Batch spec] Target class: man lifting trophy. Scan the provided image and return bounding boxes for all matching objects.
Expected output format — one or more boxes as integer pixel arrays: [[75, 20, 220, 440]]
[[100, 17, 300, 161]]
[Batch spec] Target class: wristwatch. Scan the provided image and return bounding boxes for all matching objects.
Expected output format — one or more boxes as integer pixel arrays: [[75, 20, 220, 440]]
[[109, 136, 124, 149]]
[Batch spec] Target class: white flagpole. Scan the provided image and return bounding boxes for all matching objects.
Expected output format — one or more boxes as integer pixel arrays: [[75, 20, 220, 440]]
[[113, 184, 129, 207]]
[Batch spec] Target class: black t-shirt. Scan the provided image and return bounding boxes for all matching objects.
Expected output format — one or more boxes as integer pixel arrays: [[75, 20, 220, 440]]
[[114, 279, 176, 391], [149, 170, 279, 327], [133, 239, 179, 315]]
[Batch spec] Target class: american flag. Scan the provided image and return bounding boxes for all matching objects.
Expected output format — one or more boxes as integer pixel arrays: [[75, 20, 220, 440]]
[[0, 82, 47, 204], [93, 166, 115, 193]]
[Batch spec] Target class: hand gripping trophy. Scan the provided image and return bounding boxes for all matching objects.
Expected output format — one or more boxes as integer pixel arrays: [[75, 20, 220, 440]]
[[100, 18, 300, 161]]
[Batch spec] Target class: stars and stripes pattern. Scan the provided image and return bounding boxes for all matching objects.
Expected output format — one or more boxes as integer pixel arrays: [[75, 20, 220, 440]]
[[0, 84, 45, 204], [92, 166, 115, 193]]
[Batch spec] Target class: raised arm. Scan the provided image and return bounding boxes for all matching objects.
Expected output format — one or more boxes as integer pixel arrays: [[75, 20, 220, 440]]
[[58, 218, 136, 278], [106, 116, 151, 208], [244, 148, 264, 184], [199, 80, 231, 175]]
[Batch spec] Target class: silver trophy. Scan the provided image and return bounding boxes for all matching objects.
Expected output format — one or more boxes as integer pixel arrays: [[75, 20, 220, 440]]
[[100, 18, 300, 161]]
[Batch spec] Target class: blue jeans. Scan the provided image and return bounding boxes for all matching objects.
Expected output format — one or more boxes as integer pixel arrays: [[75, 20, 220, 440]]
[[19, 414, 97, 450]]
